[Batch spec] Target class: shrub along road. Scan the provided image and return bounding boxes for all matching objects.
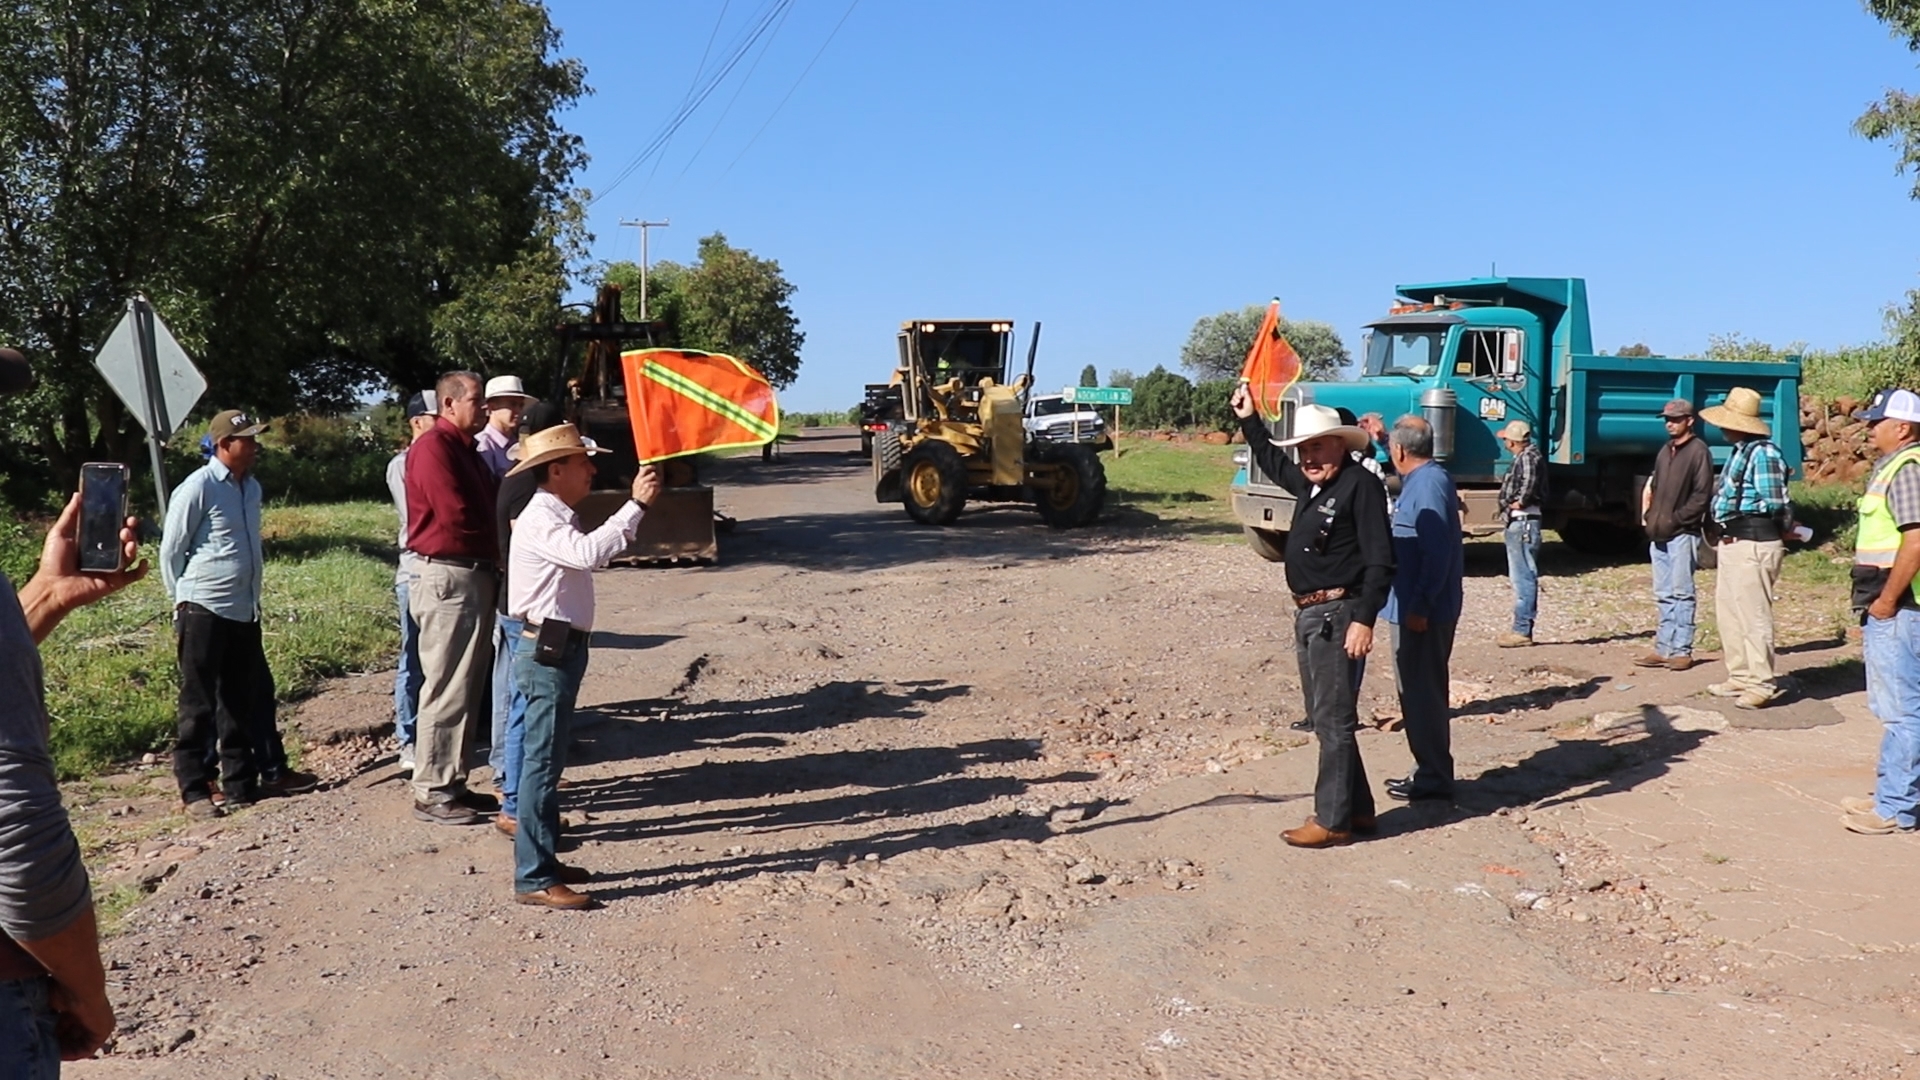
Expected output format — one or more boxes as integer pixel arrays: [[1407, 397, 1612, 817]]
[[66, 433, 1916, 1078]]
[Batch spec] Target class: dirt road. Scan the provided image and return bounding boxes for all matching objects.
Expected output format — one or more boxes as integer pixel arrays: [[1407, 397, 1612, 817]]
[[71, 432, 1920, 1078]]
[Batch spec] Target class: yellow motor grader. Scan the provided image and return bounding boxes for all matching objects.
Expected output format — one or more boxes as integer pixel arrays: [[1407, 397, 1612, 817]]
[[871, 319, 1105, 528]]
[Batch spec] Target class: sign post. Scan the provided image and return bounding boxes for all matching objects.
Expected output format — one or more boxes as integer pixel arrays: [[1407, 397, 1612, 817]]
[[94, 295, 206, 518], [1063, 386, 1134, 458]]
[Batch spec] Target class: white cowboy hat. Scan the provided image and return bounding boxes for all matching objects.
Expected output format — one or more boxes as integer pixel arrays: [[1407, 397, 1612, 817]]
[[1277, 404, 1369, 452], [484, 375, 537, 403], [504, 423, 610, 477], [1698, 387, 1771, 438]]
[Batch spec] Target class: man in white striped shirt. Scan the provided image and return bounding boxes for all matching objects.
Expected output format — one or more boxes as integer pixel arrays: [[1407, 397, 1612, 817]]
[[504, 425, 660, 910]]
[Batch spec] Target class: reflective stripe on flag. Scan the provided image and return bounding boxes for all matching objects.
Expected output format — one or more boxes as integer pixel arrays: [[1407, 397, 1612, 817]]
[[620, 348, 781, 463]]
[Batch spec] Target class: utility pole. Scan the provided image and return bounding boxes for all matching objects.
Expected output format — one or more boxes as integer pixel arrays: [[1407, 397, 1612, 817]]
[[618, 218, 671, 320]]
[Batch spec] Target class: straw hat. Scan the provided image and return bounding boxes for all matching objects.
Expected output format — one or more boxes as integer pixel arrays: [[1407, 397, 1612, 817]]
[[1699, 387, 1771, 437], [484, 375, 536, 403], [1277, 404, 1369, 452], [1496, 420, 1532, 443], [505, 423, 609, 477]]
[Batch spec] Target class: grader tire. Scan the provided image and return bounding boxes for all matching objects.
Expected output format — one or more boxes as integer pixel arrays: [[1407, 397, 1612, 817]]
[[872, 430, 903, 502], [1033, 443, 1106, 528], [1243, 526, 1288, 562], [901, 441, 968, 525]]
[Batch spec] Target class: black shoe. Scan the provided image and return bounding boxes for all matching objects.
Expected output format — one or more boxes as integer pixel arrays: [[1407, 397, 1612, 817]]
[[452, 789, 500, 814], [1287, 718, 1314, 732], [1384, 777, 1452, 803], [259, 768, 321, 797], [414, 800, 483, 826]]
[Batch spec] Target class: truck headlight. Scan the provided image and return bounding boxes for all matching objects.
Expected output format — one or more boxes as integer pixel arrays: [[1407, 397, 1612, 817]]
[[1231, 449, 1249, 466]]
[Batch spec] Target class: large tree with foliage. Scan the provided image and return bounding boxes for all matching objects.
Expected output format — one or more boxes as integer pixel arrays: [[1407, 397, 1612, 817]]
[[1179, 306, 1349, 383], [605, 232, 804, 389], [0, 0, 585, 491], [1858, 0, 1920, 378]]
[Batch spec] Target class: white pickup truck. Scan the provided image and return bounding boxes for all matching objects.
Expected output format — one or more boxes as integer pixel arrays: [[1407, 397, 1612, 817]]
[[1024, 394, 1109, 447]]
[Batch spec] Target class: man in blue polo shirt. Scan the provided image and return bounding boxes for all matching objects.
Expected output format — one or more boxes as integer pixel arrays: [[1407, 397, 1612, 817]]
[[1381, 415, 1465, 802]]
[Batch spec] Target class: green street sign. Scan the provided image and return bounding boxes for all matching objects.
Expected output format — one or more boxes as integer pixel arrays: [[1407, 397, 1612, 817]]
[[1063, 386, 1133, 406]]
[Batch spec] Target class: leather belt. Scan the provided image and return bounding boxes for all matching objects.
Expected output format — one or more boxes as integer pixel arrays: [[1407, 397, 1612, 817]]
[[1293, 587, 1348, 609], [415, 554, 495, 571]]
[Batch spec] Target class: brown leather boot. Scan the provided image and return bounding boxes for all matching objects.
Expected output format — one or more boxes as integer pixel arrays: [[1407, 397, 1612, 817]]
[[1282, 819, 1353, 848]]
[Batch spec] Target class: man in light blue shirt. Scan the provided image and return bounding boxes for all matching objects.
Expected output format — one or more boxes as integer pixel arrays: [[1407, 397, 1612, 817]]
[[1380, 415, 1465, 803], [162, 409, 314, 815]]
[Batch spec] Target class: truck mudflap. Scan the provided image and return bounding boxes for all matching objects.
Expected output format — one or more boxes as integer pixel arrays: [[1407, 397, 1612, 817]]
[[576, 487, 719, 565]]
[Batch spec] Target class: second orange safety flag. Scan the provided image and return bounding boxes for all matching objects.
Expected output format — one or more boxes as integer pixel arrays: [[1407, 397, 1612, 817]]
[[1237, 300, 1301, 421], [620, 348, 781, 463]]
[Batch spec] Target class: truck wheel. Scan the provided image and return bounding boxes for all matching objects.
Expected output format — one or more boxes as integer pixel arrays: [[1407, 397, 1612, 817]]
[[1032, 443, 1106, 528], [872, 430, 902, 502], [1243, 526, 1287, 562], [861, 430, 873, 457], [901, 441, 967, 525]]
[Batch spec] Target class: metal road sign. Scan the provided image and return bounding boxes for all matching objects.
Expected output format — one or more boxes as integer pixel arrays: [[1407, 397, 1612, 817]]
[[95, 300, 205, 436], [1063, 386, 1133, 406], [93, 296, 206, 515]]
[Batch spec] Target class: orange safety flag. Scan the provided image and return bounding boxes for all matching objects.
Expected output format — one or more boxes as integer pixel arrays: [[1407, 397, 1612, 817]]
[[620, 348, 780, 463], [1237, 300, 1301, 421]]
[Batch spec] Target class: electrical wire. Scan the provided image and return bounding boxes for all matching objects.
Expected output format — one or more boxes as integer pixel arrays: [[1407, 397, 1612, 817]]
[[587, 0, 793, 206], [721, 0, 862, 177], [670, 0, 797, 186], [643, 0, 735, 189]]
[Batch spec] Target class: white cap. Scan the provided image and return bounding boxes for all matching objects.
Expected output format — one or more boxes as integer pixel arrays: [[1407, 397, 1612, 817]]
[[484, 375, 536, 403]]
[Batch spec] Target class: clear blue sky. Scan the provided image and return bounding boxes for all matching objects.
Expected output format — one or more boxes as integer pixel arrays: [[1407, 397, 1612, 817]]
[[549, 1, 1920, 412]]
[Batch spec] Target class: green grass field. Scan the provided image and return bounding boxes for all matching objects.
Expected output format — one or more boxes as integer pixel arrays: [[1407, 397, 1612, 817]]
[[14, 501, 399, 778], [1102, 439, 1240, 536]]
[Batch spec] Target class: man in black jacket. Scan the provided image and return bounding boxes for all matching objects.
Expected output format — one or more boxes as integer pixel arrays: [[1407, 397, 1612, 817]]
[[1636, 399, 1715, 671], [1233, 387, 1395, 848]]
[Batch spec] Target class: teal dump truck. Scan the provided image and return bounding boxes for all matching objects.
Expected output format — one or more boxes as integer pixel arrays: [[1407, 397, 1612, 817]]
[[1230, 277, 1803, 557]]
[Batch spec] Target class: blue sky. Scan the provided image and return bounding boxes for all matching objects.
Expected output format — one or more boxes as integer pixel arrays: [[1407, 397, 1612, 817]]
[[549, 1, 1920, 412]]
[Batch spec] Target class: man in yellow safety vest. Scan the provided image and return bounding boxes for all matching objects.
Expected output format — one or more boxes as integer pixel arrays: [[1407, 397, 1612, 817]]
[[1844, 388, 1920, 834]]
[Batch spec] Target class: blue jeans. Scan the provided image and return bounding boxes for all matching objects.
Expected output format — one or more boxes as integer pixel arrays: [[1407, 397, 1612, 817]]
[[496, 616, 528, 819], [513, 638, 589, 892], [0, 977, 59, 1079], [1865, 610, 1920, 828], [1505, 517, 1542, 636], [394, 573, 422, 749], [1649, 533, 1700, 658]]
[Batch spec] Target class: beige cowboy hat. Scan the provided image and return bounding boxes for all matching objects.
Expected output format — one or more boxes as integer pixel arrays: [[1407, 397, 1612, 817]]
[[1699, 387, 1771, 437], [1277, 404, 1369, 453], [505, 423, 609, 477], [484, 375, 537, 403], [1496, 420, 1532, 443]]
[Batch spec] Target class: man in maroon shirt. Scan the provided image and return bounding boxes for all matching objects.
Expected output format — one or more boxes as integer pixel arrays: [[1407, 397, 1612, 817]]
[[403, 371, 502, 825]]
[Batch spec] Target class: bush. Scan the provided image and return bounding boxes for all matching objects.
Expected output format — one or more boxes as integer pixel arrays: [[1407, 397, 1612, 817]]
[[1191, 380, 1237, 432], [250, 413, 396, 504]]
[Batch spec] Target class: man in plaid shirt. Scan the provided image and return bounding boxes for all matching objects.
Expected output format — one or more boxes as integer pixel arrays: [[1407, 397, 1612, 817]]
[[1701, 388, 1794, 710], [1496, 421, 1546, 647]]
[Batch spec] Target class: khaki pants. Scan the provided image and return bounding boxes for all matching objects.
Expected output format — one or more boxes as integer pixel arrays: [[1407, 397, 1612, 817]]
[[408, 560, 495, 803], [1714, 538, 1783, 693]]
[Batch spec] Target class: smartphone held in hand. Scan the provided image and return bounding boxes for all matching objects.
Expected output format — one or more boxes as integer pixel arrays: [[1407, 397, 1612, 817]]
[[78, 462, 129, 573]]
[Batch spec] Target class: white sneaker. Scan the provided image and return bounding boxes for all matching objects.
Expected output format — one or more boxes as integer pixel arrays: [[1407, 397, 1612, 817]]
[[1705, 681, 1744, 698], [398, 743, 416, 773]]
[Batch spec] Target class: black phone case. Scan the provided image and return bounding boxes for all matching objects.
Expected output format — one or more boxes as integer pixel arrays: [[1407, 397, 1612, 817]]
[[533, 618, 572, 666], [78, 464, 129, 573]]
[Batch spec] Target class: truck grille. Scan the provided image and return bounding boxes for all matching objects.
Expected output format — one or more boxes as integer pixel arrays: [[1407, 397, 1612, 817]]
[[1033, 419, 1104, 443]]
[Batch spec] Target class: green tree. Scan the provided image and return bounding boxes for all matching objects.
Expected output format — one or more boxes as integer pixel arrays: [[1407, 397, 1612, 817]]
[[0, 0, 585, 491], [1179, 306, 1349, 383], [1616, 343, 1654, 357], [1856, 1, 1920, 387], [1108, 368, 1137, 388], [1132, 365, 1193, 429], [1078, 364, 1098, 387], [1192, 379, 1238, 433], [603, 233, 804, 389]]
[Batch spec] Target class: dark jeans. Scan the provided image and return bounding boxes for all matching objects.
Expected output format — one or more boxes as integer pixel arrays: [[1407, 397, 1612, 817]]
[[1391, 619, 1458, 797], [0, 976, 58, 1079], [1295, 598, 1374, 831], [512, 637, 589, 893], [173, 604, 264, 800]]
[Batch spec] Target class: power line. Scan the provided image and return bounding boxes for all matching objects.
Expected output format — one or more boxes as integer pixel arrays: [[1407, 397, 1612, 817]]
[[643, 0, 736, 190], [587, 0, 793, 206], [671, 0, 798, 186], [722, 0, 863, 177]]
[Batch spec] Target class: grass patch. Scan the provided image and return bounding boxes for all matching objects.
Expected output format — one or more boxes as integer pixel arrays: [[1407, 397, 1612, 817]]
[[13, 501, 400, 778], [93, 882, 150, 938], [1104, 440, 1238, 535]]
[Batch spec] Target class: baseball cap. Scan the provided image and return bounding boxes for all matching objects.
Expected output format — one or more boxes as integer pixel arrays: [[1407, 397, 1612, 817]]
[[404, 389, 438, 420], [207, 409, 269, 441], [1855, 389, 1920, 424], [0, 348, 33, 395], [1659, 398, 1695, 419]]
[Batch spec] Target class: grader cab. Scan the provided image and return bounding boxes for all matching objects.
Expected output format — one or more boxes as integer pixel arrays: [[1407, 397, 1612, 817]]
[[871, 319, 1105, 528]]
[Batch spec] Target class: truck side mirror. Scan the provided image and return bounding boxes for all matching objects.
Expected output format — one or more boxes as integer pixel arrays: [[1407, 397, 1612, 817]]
[[1500, 330, 1524, 379]]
